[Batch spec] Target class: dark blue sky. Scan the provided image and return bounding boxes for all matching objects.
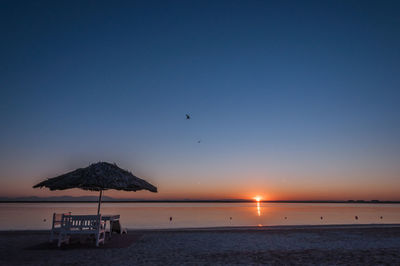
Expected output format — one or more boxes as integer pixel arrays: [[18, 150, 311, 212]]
[[1, 0, 400, 199]]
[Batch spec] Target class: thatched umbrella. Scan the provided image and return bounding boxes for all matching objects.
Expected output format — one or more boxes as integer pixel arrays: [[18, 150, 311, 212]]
[[33, 162, 157, 214]]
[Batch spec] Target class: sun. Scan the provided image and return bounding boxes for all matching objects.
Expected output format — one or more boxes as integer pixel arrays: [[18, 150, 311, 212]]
[[253, 196, 262, 202]]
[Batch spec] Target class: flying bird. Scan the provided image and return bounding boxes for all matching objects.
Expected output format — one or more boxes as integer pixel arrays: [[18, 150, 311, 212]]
[[186, 114, 191, 120], [197, 140, 201, 143]]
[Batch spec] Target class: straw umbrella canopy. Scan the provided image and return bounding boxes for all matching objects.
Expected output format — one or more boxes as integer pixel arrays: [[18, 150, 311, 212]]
[[33, 162, 157, 214]]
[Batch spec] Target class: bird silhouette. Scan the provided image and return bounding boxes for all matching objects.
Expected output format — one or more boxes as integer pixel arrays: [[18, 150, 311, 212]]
[[197, 140, 201, 143], [186, 114, 191, 120]]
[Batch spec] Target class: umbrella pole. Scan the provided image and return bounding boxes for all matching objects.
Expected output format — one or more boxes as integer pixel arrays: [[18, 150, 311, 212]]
[[97, 190, 103, 215]]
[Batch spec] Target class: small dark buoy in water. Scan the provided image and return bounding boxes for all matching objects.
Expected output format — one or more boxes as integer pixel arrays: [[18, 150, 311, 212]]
[[169, 217, 172, 222], [355, 216, 358, 220], [320, 216, 323, 220]]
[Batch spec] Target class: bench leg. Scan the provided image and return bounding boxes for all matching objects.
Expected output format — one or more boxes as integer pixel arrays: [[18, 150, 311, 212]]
[[57, 232, 70, 247], [95, 237, 99, 247], [57, 233, 63, 247], [109, 221, 113, 239], [50, 230, 54, 243], [96, 232, 105, 247]]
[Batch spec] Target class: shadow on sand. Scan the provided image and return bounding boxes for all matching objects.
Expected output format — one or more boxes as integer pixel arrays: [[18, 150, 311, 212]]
[[25, 233, 142, 250]]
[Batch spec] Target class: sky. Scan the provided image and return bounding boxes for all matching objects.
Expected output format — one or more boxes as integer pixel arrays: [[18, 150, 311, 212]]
[[1, 0, 400, 201]]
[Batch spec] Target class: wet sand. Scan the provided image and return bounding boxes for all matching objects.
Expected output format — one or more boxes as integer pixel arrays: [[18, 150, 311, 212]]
[[1, 225, 400, 265]]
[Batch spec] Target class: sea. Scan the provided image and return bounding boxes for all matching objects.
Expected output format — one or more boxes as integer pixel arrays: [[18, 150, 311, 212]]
[[0, 202, 399, 230]]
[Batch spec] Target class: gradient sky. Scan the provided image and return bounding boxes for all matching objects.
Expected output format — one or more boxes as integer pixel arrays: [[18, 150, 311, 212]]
[[1, 0, 400, 200]]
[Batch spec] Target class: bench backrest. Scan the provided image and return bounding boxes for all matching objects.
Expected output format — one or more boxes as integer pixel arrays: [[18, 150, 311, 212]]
[[52, 212, 71, 228], [61, 214, 102, 231]]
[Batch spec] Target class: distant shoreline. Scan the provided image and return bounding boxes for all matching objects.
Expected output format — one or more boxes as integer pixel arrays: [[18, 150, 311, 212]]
[[1, 200, 400, 204]]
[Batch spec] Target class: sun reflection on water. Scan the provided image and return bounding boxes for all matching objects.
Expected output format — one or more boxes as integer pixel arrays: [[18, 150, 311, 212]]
[[254, 196, 262, 216]]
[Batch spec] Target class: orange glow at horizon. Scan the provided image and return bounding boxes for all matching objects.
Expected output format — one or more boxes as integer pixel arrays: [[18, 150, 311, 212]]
[[2, 176, 400, 201]]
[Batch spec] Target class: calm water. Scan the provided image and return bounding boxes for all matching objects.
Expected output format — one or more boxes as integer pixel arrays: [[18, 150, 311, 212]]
[[0, 202, 399, 230]]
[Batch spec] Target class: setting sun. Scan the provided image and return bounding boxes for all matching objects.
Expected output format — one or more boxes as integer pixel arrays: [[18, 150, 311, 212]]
[[254, 196, 262, 202]]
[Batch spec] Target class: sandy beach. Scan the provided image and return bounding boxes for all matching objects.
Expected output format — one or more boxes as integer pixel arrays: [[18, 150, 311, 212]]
[[1, 225, 400, 265]]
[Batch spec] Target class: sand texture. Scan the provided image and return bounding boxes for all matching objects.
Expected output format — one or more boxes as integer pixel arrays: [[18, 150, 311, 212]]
[[1, 225, 400, 265]]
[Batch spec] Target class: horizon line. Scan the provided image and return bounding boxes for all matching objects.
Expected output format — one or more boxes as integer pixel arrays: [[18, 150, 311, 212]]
[[0, 198, 399, 204]]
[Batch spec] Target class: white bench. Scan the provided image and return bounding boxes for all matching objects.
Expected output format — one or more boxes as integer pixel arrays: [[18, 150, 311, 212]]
[[57, 214, 106, 247]]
